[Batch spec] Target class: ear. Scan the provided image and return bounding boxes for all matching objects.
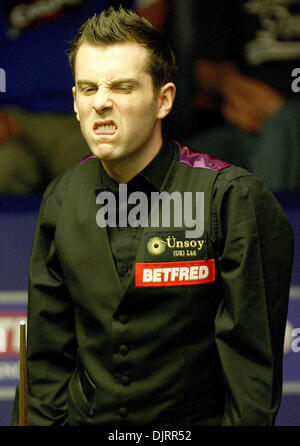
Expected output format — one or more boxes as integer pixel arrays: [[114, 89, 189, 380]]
[[72, 86, 80, 122], [156, 82, 176, 120]]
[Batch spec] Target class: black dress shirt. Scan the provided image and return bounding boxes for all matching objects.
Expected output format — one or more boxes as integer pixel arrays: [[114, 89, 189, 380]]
[[99, 141, 175, 290]]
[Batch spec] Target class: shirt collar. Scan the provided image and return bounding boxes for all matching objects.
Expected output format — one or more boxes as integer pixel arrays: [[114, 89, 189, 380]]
[[97, 140, 175, 193]]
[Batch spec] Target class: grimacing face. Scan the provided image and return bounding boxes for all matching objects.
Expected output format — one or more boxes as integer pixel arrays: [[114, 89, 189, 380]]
[[72, 42, 175, 172]]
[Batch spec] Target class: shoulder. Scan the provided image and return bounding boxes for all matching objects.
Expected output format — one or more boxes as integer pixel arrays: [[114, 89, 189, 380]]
[[45, 156, 97, 196], [173, 139, 255, 184], [39, 156, 98, 224], [172, 140, 282, 208], [174, 141, 232, 172]]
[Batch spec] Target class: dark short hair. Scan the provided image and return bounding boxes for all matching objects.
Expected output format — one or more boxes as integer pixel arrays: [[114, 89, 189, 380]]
[[68, 6, 177, 92]]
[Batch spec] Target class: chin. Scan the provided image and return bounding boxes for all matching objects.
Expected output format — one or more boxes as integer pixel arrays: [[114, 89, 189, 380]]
[[90, 143, 116, 160]]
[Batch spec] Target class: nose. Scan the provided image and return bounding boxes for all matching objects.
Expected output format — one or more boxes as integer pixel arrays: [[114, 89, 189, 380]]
[[92, 87, 113, 114]]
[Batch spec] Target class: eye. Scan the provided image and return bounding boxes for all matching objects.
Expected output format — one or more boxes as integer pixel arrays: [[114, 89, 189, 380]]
[[84, 87, 97, 94], [114, 85, 133, 93], [79, 86, 97, 95]]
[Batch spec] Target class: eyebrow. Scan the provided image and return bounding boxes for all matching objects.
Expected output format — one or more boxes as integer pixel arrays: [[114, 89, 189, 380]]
[[76, 78, 141, 88]]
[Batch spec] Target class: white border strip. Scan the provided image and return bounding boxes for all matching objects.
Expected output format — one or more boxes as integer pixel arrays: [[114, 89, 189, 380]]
[[290, 286, 300, 300], [0, 291, 27, 305], [283, 381, 300, 395], [0, 387, 15, 399]]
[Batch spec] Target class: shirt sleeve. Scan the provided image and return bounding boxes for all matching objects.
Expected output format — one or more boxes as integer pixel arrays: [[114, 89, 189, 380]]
[[11, 182, 77, 426], [212, 171, 294, 425]]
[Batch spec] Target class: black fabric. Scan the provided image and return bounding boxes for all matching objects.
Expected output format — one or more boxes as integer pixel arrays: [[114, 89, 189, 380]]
[[99, 141, 176, 289], [11, 141, 294, 426]]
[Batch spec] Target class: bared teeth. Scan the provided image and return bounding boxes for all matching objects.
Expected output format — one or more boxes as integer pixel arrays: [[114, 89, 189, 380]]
[[97, 124, 116, 130]]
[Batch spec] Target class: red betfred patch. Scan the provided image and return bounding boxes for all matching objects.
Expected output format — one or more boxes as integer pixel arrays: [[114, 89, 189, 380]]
[[135, 259, 215, 287]]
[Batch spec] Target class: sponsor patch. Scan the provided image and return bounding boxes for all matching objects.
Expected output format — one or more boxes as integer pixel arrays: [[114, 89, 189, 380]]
[[144, 231, 207, 262], [135, 259, 215, 287]]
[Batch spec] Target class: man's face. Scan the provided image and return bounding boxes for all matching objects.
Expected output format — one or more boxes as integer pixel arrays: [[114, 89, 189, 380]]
[[72, 42, 173, 165]]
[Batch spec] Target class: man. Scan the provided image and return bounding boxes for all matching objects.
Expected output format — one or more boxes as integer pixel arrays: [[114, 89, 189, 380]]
[[12, 7, 294, 426]]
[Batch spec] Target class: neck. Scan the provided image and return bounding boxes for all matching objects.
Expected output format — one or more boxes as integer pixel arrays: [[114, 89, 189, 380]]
[[101, 133, 163, 184]]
